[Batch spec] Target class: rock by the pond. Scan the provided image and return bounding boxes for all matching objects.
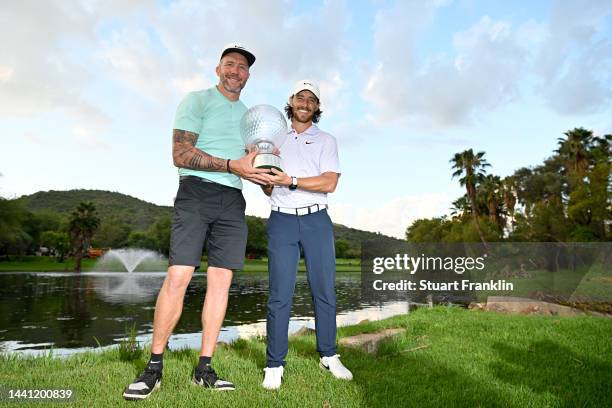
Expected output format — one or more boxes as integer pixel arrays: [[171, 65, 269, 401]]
[[485, 296, 585, 316], [339, 328, 406, 353], [291, 326, 316, 337]]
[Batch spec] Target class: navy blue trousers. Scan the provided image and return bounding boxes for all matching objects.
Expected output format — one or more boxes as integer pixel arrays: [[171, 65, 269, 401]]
[[266, 209, 337, 368]]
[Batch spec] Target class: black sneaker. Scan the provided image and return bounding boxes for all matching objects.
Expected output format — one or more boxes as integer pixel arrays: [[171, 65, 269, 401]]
[[192, 364, 235, 391], [123, 364, 162, 400]]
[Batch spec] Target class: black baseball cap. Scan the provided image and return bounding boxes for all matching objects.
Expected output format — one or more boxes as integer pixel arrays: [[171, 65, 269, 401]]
[[220, 42, 256, 67]]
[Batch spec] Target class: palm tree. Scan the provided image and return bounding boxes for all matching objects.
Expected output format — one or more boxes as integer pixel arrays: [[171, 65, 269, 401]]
[[502, 176, 517, 232], [450, 195, 471, 220], [579, 133, 611, 238], [479, 174, 503, 227], [69, 202, 100, 272], [512, 167, 534, 216], [450, 149, 490, 249], [556, 127, 594, 185], [590, 134, 611, 164]]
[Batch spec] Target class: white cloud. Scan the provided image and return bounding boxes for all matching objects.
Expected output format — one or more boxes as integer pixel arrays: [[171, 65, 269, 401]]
[[0, 1, 150, 141], [23, 131, 43, 145], [317, 72, 347, 118], [73, 126, 110, 149], [1, 0, 353, 158], [364, 9, 527, 127], [244, 182, 450, 240], [329, 192, 451, 239], [0, 66, 14, 82], [172, 75, 213, 97], [96, 28, 179, 103], [94, 0, 351, 104], [535, 0, 612, 115], [243, 183, 273, 218], [0, 2, 91, 117], [363, 0, 612, 126]]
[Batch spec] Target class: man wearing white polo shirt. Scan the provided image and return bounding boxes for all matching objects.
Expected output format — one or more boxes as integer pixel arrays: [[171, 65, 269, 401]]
[[260, 79, 353, 390]]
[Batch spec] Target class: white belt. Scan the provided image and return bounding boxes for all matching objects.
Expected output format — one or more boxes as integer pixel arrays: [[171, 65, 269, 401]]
[[271, 204, 328, 216]]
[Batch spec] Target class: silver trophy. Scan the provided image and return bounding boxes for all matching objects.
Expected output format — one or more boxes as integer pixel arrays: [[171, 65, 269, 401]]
[[240, 104, 288, 172]]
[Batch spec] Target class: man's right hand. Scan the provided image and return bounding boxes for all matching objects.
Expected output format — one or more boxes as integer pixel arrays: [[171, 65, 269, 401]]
[[229, 150, 272, 185]]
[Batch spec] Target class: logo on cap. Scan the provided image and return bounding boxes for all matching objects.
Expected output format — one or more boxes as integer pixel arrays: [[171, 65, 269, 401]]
[[291, 79, 321, 101], [221, 43, 256, 66]]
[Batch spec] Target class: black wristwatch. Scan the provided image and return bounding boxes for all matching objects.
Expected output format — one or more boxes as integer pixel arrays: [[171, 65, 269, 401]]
[[289, 176, 298, 190]]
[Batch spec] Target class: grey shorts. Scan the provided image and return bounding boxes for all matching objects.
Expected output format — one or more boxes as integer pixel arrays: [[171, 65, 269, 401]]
[[169, 176, 247, 270]]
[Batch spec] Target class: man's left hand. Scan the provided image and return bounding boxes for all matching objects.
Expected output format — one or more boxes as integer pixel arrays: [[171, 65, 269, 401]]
[[268, 168, 292, 187]]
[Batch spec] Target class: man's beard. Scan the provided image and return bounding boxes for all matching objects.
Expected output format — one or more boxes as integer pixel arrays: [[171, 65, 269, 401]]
[[292, 107, 314, 123], [221, 75, 245, 94]]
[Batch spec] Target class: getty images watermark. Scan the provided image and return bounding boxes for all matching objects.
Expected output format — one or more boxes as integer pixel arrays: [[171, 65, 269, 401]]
[[371, 252, 513, 292], [360, 241, 610, 305]]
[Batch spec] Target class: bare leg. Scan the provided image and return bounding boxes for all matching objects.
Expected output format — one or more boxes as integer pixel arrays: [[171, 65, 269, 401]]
[[200, 266, 233, 357], [151, 265, 195, 354]]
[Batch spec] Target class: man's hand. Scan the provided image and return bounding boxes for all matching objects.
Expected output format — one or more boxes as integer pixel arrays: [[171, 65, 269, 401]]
[[267, 170, 340, 193], [268, 168, 292, 187], [261, 184, 274, 196], [229, 150, 272, 185]]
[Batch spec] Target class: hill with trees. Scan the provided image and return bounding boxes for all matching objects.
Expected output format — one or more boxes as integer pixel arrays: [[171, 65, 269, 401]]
[[1, 189, 401, 259], [16, 190, 171, 231]]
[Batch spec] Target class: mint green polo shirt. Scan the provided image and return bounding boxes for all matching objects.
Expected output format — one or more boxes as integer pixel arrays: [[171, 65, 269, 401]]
[[173, 86, 248, 190]]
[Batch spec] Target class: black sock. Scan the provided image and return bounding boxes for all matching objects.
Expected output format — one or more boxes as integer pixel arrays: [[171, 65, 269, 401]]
[[148, 352, 164, 369], [197, 356, 212, 370]]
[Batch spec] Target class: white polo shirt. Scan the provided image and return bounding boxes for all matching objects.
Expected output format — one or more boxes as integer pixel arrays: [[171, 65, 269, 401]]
[[270, 124, 341, 208]]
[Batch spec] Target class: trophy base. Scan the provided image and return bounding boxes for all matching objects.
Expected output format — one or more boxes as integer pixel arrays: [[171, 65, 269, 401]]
[[253, 153, 283, 173]]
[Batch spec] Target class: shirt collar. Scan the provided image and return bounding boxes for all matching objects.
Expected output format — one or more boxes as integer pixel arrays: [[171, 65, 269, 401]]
[[289, 124, 319, 136], [212, 85, 240, 104]]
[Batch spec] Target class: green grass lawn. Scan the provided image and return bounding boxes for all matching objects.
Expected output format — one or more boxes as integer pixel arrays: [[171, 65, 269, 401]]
[[0, 256, 361, 273], [0, 256, 98, 272], [1, 307, 610, 407]]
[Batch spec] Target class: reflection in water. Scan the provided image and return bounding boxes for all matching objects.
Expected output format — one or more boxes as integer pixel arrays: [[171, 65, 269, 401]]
[[0, 272, 410, 356], [156, 301, 408, 352], [92, 273, 164, 304]]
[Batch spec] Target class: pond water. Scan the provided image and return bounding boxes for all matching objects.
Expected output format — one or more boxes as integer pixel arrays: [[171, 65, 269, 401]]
[[0, 271, 412, 356]]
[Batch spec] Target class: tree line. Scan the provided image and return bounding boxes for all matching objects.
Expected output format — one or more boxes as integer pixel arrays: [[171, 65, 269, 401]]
[[0, 198, 214, 265], [406, 127, 611, 243], [0, 197, 360, 268]]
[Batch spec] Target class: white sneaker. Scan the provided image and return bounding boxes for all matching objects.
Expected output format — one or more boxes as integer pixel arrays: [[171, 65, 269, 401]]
[[320, 354, 353, 380], [262, 366, 284, 390]]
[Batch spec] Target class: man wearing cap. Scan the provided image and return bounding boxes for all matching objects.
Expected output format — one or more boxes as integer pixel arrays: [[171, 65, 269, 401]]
[[260, 80, 353, 390], [123, 43, 269, 400]]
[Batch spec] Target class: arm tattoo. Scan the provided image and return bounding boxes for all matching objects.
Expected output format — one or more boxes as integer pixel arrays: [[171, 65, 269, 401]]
[[172, 129, 226, 171]]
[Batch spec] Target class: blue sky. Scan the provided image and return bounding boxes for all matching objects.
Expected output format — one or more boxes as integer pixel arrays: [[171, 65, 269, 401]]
[[1, 0, 611, 238]]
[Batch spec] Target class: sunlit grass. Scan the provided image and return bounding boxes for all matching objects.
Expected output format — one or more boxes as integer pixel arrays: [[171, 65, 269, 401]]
[[1, 307, 610, 407]]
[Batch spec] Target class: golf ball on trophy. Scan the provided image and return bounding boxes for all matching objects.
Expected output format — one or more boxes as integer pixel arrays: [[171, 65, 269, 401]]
[[240, 104, 288, 172]]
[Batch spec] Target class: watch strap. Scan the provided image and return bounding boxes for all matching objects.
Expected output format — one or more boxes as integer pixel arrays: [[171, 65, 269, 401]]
[[289, 176, 298, 190]]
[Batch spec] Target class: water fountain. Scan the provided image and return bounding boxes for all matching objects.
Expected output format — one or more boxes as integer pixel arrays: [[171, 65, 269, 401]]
[[96, 248, 165, 273], [91, 248, 167, 303]]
